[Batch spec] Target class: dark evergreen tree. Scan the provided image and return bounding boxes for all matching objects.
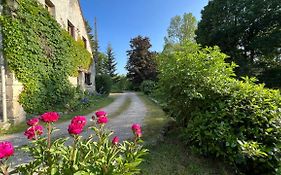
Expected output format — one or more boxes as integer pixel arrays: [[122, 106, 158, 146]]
[[196, 0, 281, 87], [96, 52, 108, 75], [125, 36, 157, 88], [106, 44, 117, 79]]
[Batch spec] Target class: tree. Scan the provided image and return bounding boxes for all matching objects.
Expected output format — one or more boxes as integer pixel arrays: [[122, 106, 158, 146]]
[[85, 20, 95, 51], [125, 36, 157, 88], [96, 52, 108, 75], [164, 13, 197, 44], [196, 0, 281, 86], [106, 44, 117, 79]]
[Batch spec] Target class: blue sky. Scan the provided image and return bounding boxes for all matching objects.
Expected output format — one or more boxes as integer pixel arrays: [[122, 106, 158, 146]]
[[80, 0, 209, 75]]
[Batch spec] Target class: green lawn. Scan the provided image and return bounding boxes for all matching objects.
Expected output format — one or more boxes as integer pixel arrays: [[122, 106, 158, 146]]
[[138, 93, 233, 175], [0, 95, 115, 136]]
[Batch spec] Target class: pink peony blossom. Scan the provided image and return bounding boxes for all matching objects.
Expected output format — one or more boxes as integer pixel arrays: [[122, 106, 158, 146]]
[[97, 116, 108, 124], [27, 118, 39, 126], [135, 130, 142, 138], [71, 116, 87, 127], [24, 125, 44, 140], [0, 141, 14, 159], [95, 110, 107, 117], [41, 112, 60, 123], [131, 124, 142, 137], [131, 123, 141, 132], [68, 123, 83, 135], [112, 136, 119, 145]]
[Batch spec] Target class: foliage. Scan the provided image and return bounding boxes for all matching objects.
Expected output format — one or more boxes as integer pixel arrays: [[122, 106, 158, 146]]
[[111, 75, 131, 93], [196, 0, 281, 87], [157, 42, 281, 174], [106, 44, 118, 80], [96, 52, 109, 75], [1, 112, 148, 174], [125, 36, 157, 89], [164, 13, 197, 44], [64, 88, 93, 113], [140, 80, 156, 95], [1, 0, 92, 113], [96, 74, 113, 96]]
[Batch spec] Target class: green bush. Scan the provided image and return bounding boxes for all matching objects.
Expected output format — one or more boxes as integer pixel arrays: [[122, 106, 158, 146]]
[[111, 75, 131, 93], [96, 75, 113, 96], [157, 42, 281, 174], [140, 80, 156, 95]]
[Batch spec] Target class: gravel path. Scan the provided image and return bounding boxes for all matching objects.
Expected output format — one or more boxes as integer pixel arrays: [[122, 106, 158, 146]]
[[0, 92, 147, 168]]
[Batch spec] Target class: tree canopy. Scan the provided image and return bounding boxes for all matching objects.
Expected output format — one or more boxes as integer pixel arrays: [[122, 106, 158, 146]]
[[196, 0, 281, 87], [164, 13, 197, 44], [125, 36, 157, 88]]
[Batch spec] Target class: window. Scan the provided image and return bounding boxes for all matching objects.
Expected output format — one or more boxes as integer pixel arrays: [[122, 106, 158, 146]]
[[82, 37, 87, 49], [45, 0, 55, 17], [68, 20, 75, 38], [85, 73, 91, 85]]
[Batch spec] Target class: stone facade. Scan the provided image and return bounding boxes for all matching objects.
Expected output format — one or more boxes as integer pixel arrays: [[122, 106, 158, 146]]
[[0, 0, 96, 124]]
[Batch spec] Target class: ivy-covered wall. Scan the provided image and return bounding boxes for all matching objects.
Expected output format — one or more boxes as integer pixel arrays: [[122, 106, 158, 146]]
[[1, 0, 92, 113]]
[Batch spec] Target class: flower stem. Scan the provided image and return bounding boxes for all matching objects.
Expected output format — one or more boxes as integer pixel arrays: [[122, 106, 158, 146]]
[[47, 123, 52, 149], [33, 126, 38, 140]]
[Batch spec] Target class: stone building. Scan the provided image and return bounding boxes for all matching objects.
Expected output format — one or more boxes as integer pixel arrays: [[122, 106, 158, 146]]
[[0, 0, 95, 125]]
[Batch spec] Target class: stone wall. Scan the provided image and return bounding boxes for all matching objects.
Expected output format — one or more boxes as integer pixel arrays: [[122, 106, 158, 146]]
[[37, 0, 92, 53]]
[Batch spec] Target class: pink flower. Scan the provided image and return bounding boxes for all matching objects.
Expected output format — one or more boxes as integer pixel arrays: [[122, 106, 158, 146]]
[[95, 110, 107, 117], [131, 123, 141, 132], [71, 116, 87, 127], [24, 125, 44, 140], [131, 123, 142, 137], [68, 123, 83, 135], [0, 142, 14, 159], [41, 112, 60, 123], [27, 118, 39, 126], [135, 130, 142, 138], [112, 136, 119, 145], [97, 116, 108, 124]]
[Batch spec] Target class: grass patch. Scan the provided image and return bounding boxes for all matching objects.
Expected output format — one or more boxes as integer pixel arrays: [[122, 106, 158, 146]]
[[137, 93, 233, 175], [60, 96, 115, 122], [137, 92, 171, 144], [0, 96, 115, 136], [140, 129, 233, 175], [108, 96, 132, 118]]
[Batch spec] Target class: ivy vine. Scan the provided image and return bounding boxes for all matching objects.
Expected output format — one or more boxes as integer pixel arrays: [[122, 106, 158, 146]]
[[1, 0, 92, 113]]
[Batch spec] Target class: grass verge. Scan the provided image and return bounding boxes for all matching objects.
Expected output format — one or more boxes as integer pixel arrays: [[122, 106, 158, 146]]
[[137, 92, 171, 144], [0, 96, 115, 136], [138, 93, 233, 175]]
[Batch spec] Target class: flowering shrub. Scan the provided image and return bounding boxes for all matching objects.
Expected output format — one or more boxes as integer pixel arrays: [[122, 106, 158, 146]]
[[0, 110, 147, 174]]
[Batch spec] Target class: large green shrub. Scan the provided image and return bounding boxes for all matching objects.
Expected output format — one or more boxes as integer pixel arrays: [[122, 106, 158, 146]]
[[1, 0, 92, 113], [157, 42, 281, 174], [111, 76, 131, 93], [140, 80, 156, 95], [96, 74, 113, 96]]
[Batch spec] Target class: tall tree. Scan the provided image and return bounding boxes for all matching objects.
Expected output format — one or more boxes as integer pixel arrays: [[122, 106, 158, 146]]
[[196, 0, 281, 86], [106, 44, 117, 78], [125, 36, 157, 88], [96, 52, 108, 75], [85, 20, 95, 51], [164, 13, 197, 44]]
